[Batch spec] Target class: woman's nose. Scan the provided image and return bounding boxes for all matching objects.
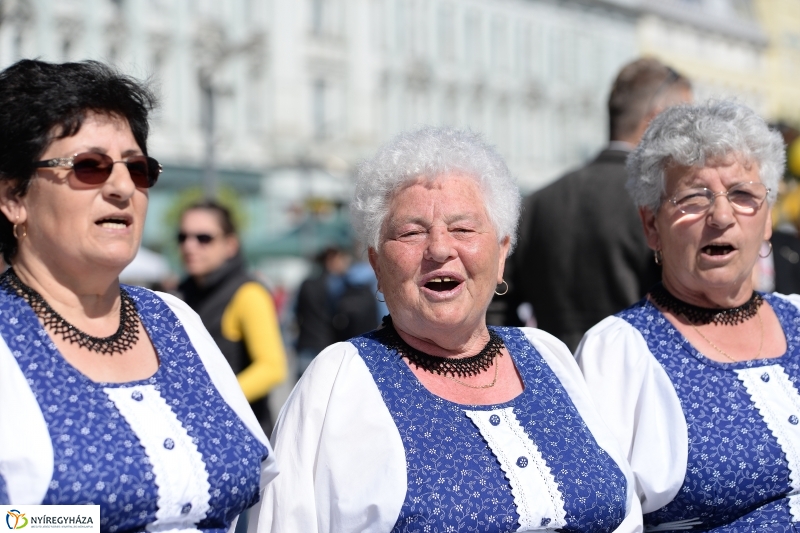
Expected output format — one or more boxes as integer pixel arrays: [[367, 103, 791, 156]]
[[423, 227, 457, 263], [706, 194, 736, 228], [102, 161, 137, 200]]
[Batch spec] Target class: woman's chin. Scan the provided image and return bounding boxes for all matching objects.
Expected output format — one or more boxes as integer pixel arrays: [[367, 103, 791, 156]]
[[83, 247, 139, 275]]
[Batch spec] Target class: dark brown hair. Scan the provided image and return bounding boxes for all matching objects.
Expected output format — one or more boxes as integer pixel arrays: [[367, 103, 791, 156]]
[[0, 59, 157, 262], [182, 200, 237, 236], [608, 57, 691, 142]]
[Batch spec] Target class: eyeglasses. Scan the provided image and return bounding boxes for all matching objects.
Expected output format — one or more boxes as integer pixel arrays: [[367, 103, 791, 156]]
[[670, 181, 770, 215], [177, 232, 218, 245], [35, 152, 162, 188]]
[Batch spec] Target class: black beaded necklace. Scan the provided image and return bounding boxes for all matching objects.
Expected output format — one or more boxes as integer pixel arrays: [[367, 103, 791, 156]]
[[2, 269, 140, 355], [649, 283, 764, 326], [379, 315, 504, 378]]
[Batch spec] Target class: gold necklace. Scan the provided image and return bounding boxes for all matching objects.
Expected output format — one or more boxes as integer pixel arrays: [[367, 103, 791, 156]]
[[441, 356, 500, 389], [688, 308, 763, 363]]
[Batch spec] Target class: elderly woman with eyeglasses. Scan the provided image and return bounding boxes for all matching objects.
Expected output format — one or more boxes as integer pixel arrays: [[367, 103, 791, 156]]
[[259, 127, 642, 532], [575, 100, 800, 532], [0, 59, 277, 530]]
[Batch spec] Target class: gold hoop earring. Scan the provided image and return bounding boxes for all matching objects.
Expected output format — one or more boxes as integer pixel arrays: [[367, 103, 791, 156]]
[[12, 221, 26, 240], [375, 289, 385, 303], [495, 280, 509, 296], [654, 250, 662, 265], [759, 241, 773, 258]]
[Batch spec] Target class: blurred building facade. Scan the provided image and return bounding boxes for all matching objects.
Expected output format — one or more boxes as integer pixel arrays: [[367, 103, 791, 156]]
[[637, 0, 768, 113], [754, 0, 800, 126], [0, 0, 791, 287]]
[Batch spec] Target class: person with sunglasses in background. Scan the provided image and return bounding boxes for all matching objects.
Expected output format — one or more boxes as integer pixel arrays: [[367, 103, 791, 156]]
[[0, 60, 278, 531], [576, 100, 800, 531], [177, 200, 287, 437]]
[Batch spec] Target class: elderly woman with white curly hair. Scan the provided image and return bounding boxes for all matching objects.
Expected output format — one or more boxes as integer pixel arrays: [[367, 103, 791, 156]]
[[575, 100, 800, 532], [258, 127, 642, 532]]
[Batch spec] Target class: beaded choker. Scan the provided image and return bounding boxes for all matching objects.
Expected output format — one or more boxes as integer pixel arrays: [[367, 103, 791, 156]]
[[2, 268, 140, 355], [649, 283, 764, 326], [379, 315, 504, 378]]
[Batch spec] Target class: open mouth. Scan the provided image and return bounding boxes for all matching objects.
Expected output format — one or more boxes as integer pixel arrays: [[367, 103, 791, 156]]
[[96, 217, 130, 229], [701, 244, 735, 256], [424, 277, 462, 292]]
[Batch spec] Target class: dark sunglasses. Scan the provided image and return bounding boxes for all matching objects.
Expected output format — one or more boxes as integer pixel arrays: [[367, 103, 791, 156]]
[[177, 232, 217, 245], [35, 152, 162, 188]]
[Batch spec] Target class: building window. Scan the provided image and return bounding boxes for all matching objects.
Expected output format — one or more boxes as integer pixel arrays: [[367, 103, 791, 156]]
[[311, 0, 324, 36], [464, 9, 482, 68], [313, 79, 326, 139], [437, 3, 455, 62], [490, 15, 508, 72], [61, 37, 73, 61]]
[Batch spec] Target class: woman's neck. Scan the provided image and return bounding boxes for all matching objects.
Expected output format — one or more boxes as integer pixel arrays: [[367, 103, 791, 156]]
[[11, 257, 121, 319], [391, 319, 491, 358], [661, 272, 754, 309]]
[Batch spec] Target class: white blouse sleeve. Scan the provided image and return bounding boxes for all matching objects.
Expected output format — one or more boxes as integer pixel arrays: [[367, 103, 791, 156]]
[[256, 342, 407, 533], [157, 291, 279, 491], [575, 316, 687, 514], [522, 328, 643, 532], [0, 332, 52, 504]]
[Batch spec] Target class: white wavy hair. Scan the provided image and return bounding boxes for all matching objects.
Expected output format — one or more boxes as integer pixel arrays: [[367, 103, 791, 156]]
[[626, 100, 785, 211], [351, 126, 521, 254]]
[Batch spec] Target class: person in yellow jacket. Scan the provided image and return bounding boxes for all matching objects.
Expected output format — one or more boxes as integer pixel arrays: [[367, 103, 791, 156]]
[[177, 200, 287, 434]]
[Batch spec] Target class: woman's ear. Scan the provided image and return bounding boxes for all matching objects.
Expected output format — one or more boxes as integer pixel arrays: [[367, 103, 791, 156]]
[[223, 234, 240, 260], [639, 206, 661, 252], [764, 207, 773, 242], [497, 235, 511, 284], [0, 179, 26, 226], [368, 247, 380, 289]]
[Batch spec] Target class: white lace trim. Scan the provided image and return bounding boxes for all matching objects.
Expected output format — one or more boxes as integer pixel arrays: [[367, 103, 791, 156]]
[[104, 385, 211, 530], [465, 407, 566, 531], [645, 517, 703, 531], [736, 365, 800, 521], [789, 493, 800, 522]]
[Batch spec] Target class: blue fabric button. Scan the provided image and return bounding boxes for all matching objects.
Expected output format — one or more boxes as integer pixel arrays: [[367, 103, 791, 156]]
[[540, 518, 551, 527], [489, 414, 501, 426], [181, 503, 192, 515], [761, 373, 770, 382], [790, 416, 799, 425], [163, 438, 175, 450], [516, 456, 528, 468], [131, 390, 143, 401]]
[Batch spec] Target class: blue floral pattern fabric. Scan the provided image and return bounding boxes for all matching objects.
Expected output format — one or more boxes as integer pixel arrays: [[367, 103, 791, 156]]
[[0, 283, 268, 533], [619, 294, 800, 532], [0, 473, 8, 504], [353, 326, 628, 533]]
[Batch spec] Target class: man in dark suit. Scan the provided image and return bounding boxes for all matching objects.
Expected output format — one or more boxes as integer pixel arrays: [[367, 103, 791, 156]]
[[510, 58, 692, 351]]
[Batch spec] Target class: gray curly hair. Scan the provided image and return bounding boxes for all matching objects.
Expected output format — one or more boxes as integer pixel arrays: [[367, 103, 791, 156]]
[[626, 100, 785, 212], [351, 126, 521, 254]]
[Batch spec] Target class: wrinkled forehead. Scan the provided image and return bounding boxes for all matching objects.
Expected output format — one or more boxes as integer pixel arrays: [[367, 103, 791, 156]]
[[664, 152, 760, 190]]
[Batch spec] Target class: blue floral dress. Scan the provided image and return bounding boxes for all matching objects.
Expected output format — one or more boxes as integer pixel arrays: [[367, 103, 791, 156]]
[[618, 293, 800, 532], [354, 326, 629, 532], [0, 281, 273, 533]]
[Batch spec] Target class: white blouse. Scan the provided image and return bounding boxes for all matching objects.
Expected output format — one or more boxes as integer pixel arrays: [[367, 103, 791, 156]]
[[0, 287, 278, 533], [259, 326, 642, 533], [576, 292, 800, 529]]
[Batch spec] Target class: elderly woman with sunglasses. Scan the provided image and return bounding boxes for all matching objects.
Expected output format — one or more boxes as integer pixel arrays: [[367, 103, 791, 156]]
[[0, 59, 277, 530], [259, 127, 642, 532], [575, 100, 800, 532]]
